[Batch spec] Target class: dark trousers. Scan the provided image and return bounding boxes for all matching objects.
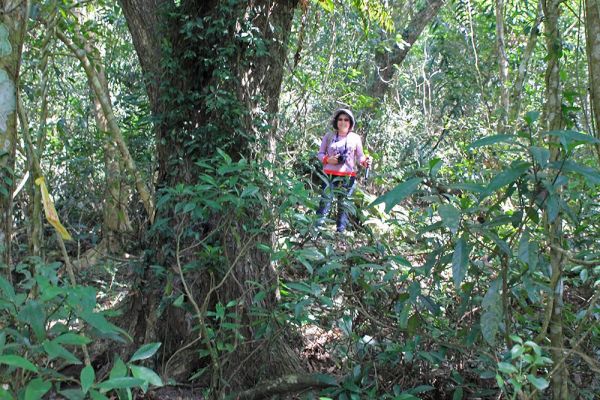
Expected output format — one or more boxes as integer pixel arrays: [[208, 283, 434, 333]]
[[316, 175, 357, 232]]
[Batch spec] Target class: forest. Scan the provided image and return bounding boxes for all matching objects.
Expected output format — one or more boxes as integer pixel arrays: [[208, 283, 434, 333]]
[[0, 0, 599, 399]]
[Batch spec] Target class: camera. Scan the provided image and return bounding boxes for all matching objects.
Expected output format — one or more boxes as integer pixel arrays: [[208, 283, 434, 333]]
[[336, 148, 348, 164]]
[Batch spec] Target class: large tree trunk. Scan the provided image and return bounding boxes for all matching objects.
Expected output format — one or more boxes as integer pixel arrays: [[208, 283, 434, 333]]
[[118, 0, 299, 393], [0, 0, 29, 273], [585, 0, 600, 161]]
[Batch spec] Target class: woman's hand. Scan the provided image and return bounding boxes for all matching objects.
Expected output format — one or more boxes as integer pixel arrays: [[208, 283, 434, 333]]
[[327, 155, 339, 165], [362, 156, 372, 168]]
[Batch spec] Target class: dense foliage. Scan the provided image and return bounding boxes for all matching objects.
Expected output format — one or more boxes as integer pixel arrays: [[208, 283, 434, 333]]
[[0, 0, 598, 399]]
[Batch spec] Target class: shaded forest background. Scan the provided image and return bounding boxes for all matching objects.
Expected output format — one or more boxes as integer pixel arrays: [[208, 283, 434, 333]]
[[0, 0, 599, 399]]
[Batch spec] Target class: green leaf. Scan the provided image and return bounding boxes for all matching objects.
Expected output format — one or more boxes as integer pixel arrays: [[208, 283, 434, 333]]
[[97, 377, 145, 390], [438, 204, 461, 233], [0, 276, 15, 301], [89, 390, 109, 400], [524, 111, 540, 125], [17, 300, 46, 340], [58, 389, 85, 400], [129, 342, 162, 362], [43, 341, 81, 364], [80, 311, 124, 340], [81, 365, 95, 394], [545, 130, 600, 147], [24, 378, 51, 400], [545, 194, 559, 223], [452, 387, 464, 400], [480, 229, 511, 256], [296, 247, 324, 261], [0, 355, 38, 372], [518, 230, 530, 264], [527, 374, 549, 390], [481, 280, 502, 345], [54, 333, 92, 346], [109, 357, 127, 379], [0, 387, 14, 400], [369, 178, 422, 213], [468, 134, 516, 149], [484, 162, 530, 196], [529, 147, 550, 169], [452, 238, 469, 290], [559, 161, 600, 185], [129, 365, 163, 387], [497, 362, 517, 374]]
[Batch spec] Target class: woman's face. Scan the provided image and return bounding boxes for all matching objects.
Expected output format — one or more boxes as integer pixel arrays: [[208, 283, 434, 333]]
[[336, 114, 351, 134]]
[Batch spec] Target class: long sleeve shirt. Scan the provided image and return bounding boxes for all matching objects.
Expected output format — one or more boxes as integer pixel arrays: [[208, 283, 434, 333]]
[[317, 131, 367, 177]]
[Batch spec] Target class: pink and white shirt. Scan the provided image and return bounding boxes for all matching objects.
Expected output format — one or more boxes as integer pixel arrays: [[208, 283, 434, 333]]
[[317, 131, 367, 177]]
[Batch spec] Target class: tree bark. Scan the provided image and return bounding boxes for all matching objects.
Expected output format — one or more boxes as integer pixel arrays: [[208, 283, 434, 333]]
[[495, 0, 509, 131], [0, 0, 29, 274], [585, 0, 600, 161], [56, 28, 155, 222], [369, 0, 445, 100], [541, 1, 569, 398], [118, 0, 299, 392]]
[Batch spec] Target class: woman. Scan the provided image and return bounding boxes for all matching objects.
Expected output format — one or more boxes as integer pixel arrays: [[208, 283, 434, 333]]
[[316, 108, 371, 233]]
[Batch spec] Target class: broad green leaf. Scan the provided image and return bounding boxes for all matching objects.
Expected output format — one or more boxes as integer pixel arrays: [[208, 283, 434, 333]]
[[545, 194, 559, 223], [285, 282, 313, 294], [0, 355, 38, 372], [97, 377, 145, 390], [369, 178, 423, 213], [480, 229, 511, 256], [518, 230, 530, 264], [452, 387, 464, 400], [129, 342, 162, 362], [452, 238, 469, 291], [89, 390, 109, 400], [54, 333, 92, 346], [529, 146, 550, 169], [17, 300, 46, 340], [484, 162, 530, 196], [558, 161, 600, 185], [0, 387, 14, 400], [429, 157, 443, 177], [524, 111, 540, 125], [312, 373, 338, 386], [438, 204, 461, 234], [80, 311, 125, 341], [295, 247, 324, 261], [527, 374, 549, 390], [395, 393, 420, 399], [109, 357, 127, 379], [129, 365, 163, 387], [58, 389, 85, 400], [43, 341, 81, 364], [497, 362, 517, 374], [0, 276, 15, 301], [81, 365, 95, 394], [481, 280, 502, 345], [545, 130, 600, 147], [468, 134, 516, 149], [24, 378, 51, 400]]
